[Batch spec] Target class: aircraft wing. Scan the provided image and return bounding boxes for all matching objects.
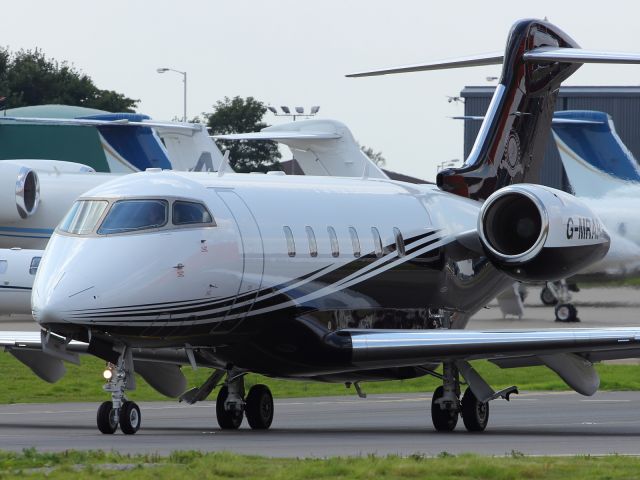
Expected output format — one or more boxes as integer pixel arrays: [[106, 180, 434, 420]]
[[341, 327, 640, 396], [344, 327, 640, 366], [0, 331, 205, 398]]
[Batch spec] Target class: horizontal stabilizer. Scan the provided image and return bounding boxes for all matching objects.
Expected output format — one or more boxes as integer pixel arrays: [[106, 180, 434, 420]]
[[214, 131, 341, 141], [0, 116, 199, 132], [348, 48, 640, 78], [523, 47, 640, 64], [347, 53, 503, 77]]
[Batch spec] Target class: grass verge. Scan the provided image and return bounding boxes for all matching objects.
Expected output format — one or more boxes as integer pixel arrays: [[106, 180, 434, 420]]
[[1, 449, 640, 479], [2, 353, 640, 404]]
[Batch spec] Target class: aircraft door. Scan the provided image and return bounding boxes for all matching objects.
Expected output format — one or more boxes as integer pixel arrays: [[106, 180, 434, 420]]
[[216, 190, 264, 319]]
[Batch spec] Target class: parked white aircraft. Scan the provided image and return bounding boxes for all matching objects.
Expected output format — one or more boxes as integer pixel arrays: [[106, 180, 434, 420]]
[[5, 19, 640, 438], [0, 248, 42, 315]]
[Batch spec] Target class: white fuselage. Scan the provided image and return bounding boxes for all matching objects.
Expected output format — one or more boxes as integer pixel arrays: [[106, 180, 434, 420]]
[[32, 170, 489, 339]]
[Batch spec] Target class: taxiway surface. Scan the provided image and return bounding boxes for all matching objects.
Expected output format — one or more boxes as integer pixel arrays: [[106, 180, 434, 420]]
[[0, 285, 639, 456], [0, 392, 639, 457]]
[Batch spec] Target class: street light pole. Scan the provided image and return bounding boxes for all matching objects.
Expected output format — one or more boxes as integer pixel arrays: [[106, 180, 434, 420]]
[[156, 67, 187, 122]]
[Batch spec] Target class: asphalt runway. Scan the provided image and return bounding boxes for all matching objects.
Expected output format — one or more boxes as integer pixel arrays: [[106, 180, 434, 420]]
[[0, 285, 639, 456], [0, 392, 639, 456]]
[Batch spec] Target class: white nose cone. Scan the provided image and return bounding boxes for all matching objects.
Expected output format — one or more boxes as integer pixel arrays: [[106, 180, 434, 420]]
[[31, 234, 96, 326]]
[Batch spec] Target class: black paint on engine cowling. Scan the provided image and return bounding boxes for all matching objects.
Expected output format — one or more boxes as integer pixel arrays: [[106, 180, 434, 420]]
[[487, 242, 610, 282]]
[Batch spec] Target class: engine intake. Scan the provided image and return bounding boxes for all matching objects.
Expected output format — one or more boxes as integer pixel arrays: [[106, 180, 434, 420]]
[[0, 162, 40, 222], [478, 184, 609, 281]]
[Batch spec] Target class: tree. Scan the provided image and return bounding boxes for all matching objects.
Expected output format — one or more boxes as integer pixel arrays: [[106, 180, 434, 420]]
[[0, 48, 138, 112], [360, 145, 386, 167], [206, 96, 281, 172]]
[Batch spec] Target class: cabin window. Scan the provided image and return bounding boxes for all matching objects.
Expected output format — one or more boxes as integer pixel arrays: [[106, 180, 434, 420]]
[[305, 226, 318, 257], [371, 227, 383, 258], [284, 226, 296, 257], [394, 227, 406, 257], [173, 201, 214, 226], [0, 260, 6, 274], [98, 199, 168, 235], [29, 257, 41, 275], [59, 200, 109, 235], [328, 226, 339, 258], [349, 227, 361, 258]]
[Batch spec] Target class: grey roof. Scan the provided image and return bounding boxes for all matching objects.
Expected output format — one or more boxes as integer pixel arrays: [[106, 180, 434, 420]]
[[4, 104, 108, 118]]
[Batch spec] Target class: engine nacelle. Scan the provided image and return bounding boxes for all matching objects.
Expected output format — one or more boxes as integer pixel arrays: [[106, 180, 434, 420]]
[[478, 184, 610, 281], [0, 163, 40, 223]]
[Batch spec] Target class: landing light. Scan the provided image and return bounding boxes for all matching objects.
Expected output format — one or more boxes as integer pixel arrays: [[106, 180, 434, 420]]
[[103, 368, 113, 380]]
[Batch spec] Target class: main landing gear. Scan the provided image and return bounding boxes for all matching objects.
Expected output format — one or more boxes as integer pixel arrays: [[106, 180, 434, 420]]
[[97, 346, 141, 434], [540, 280, 580, 322], [215, 371, 274, 430], [430, 361, 516, 432]]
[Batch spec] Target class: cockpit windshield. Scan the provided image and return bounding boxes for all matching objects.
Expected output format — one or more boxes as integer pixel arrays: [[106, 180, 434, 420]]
[[58, 200, 109, 235], [97, 199, 168, 235]]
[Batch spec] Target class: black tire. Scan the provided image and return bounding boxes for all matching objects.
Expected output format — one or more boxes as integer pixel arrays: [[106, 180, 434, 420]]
[[461, 388, 489, 432], [216, 386, 243, 430], [555, 303, 578, 322], [540, 286, 558, 306], [430, 386, 458, 432], [119, 401, 141, 435], [97, 401, 118, 434], [245, 384, 274, 430]]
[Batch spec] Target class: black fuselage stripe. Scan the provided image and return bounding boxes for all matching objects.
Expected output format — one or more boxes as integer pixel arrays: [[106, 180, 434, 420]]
[[70, 232, 444, 322]]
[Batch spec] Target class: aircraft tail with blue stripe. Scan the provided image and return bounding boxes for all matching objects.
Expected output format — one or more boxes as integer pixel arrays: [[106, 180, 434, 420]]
[[552, 110, 640, 197]]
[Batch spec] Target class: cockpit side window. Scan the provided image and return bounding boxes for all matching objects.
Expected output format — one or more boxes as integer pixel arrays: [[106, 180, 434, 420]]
[[172, 201, 214, 226], [97, 199, 168, 235], [59, 200, 109, 235]]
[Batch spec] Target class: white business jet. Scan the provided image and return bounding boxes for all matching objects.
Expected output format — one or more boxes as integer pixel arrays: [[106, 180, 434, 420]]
[[6, 19, 640, 437]]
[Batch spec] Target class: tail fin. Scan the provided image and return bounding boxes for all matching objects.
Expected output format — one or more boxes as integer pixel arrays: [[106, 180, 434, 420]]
[[348, 18, 640, 201], [214, 119, 389, 179], [552, 110, 640, 197], [437, 19, 582, 200]]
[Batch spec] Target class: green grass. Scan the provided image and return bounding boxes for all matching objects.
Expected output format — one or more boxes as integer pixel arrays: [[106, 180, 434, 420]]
[[2, 352, 640, 404], [0, 450, 639, 479]]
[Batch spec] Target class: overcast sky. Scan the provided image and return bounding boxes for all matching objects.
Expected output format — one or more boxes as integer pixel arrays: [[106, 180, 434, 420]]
[[5, 1, 640, 180]]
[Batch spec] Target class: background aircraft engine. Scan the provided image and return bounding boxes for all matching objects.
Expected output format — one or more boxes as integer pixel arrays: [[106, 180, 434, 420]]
[[478, 184, 609, 282], [0, 163, 40, 222]]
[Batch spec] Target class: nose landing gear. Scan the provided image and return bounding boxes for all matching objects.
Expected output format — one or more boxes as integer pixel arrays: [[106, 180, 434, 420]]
[[96, 346, 141, 435]]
